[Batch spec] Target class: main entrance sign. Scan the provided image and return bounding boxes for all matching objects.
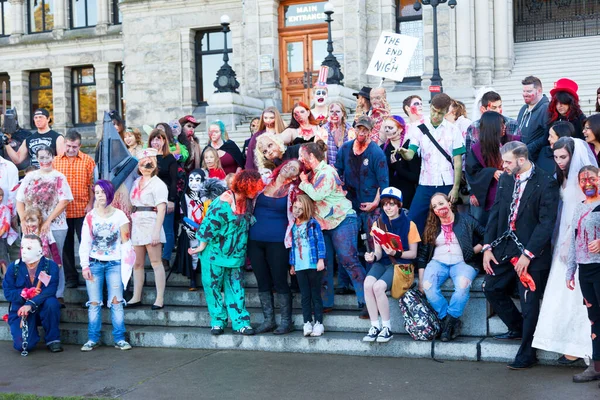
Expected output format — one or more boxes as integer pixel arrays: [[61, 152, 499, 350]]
[[284, 2, 327, 27]]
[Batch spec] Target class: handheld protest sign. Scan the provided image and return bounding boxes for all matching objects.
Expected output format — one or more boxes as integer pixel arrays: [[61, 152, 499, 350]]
[[366, 32, 419, 82]]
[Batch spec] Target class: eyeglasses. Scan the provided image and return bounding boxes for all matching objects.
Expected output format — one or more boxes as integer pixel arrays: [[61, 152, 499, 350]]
[[583, 126, 592, 132]]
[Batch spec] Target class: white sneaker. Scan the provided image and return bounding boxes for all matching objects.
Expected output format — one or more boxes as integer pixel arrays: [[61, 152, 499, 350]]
[[81, 341, 99, 352], [303, 321, 313, 337], [114, 340, 132, 351], [311, 322, 324, 337], [362, 326, 380, 342], [376, 326, 393, 343]]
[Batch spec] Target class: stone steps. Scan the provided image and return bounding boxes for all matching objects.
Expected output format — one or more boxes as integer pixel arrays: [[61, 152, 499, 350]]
[[0, 322, 574, 366]]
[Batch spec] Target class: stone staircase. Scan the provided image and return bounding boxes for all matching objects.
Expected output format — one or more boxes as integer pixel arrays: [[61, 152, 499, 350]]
[[0, 258, 574, 365]]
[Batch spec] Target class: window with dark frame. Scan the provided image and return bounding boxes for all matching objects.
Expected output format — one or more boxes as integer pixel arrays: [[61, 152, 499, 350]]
[[112, 0, 122, 25], [395, 0, 423, 80], [28, 0, 55, 33], [70, 0, 97, 29], [0, 0, 11, 37], [114, 63, 125, 120], [29, 70, 53, 126], [72, 66, 97, 126], [194, 29, 232, 105], [0, 74, 11, 108]]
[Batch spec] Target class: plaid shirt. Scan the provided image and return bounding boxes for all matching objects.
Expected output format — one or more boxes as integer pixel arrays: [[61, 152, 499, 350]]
[[289, 217, 326, 267], [465, 117, 521, 154], [53, 151, 95, 218]]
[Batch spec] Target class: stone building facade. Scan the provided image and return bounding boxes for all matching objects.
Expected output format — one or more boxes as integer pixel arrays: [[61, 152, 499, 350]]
[[0, 0, 597, 135]]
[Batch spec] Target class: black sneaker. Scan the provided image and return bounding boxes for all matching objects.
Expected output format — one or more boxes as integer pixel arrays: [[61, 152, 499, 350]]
[[376, 327, 393, 343], [362, 326, 380, 342], [211, 326, 224, 335]]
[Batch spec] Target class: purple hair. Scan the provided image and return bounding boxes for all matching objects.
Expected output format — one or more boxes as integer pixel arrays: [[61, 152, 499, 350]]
[[94, 179, 115, 206]]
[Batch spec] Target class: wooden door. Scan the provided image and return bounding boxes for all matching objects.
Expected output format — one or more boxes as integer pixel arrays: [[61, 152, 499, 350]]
[[281, 33, 328, 112]]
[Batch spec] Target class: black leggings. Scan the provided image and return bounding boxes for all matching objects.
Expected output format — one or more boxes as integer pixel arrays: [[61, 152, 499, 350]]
[[296, 269, 324, 323], [247, 240, 290, 294], [578, 263, 600, 361]]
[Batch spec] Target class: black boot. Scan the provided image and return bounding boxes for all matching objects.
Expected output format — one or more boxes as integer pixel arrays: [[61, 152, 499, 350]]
[[450, 317, 462, 340], [255, 292, 276, 334], [440, 316, 453, 342], [273, 293, 294, 335]]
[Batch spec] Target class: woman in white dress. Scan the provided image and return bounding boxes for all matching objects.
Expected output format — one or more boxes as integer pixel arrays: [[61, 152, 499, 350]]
[[533, 136, 597, 363]]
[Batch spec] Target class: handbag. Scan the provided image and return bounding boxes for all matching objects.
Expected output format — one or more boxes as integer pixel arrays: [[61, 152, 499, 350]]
[[417, 124, 469, 202], [376, 218, 414, 299]]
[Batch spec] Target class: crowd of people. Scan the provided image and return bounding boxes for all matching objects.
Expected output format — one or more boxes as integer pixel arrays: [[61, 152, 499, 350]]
[[1, 76, 600, 388]]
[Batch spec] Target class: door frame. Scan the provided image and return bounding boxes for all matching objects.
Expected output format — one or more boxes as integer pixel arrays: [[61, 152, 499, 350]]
[[278, 0, 328, 112]]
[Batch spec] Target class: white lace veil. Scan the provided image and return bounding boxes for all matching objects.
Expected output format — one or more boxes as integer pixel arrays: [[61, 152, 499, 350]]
[[556, 138, 598, 260]]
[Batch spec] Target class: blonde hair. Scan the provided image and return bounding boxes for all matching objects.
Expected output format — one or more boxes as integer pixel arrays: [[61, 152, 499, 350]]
[[202, 147, 223, 170], [294, 194, 315, 221], [255, 133, 286, 170]]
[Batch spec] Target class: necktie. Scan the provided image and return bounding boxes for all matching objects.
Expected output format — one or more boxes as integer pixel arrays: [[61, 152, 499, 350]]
[[509, 175, 522, 231]]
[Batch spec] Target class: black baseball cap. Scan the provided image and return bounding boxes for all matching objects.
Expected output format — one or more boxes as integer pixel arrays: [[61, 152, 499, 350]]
[[33, 108, 50, 118]]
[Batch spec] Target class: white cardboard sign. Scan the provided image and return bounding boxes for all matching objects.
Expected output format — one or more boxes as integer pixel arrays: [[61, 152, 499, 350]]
[[366, 32, 419, 82]]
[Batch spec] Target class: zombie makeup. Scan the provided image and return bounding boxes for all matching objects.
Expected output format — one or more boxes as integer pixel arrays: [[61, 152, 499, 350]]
[[37, 150, 54, 171], [383, 119, 401, 141], [329, 104, 342, 124], [280, 161, 300, 179], [553, 147, 571, 172], [314, 88, 328, 105], [430, 106, 447, 126], [260, 138, 282, 161], [150, 136, 164, 150], [409, 98, 423, 116], [208, 125, 222, 143], [293, 106, 309, 124], [263, 112, 276, 129], [292, 201, 305, 220], [579, 170, 599, 198], [431, 195, 452, 219], [370, 88, 385, 109], [522, 84, 539, 105], [188, 172, 204, 192], [184, 122, 196, 137], [355, 126, 370, 144], [25, 215, 40, 233]]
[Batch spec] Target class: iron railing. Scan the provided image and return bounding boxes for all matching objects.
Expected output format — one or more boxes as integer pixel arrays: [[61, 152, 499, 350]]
[[514, 0, 600, 43]]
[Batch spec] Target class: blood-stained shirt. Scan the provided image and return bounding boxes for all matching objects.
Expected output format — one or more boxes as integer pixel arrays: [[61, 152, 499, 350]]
[[567, 200, 600, 280]]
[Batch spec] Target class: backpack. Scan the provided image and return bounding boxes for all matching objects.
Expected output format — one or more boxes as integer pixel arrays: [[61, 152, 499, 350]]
[[398, 288, 441, 341]]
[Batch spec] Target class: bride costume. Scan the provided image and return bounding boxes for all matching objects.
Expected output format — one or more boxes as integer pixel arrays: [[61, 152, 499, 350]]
[[533, 138, 597, 359]]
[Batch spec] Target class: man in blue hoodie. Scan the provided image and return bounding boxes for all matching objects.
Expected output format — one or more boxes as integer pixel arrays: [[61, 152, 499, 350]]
[[517, 76, 550, 162]]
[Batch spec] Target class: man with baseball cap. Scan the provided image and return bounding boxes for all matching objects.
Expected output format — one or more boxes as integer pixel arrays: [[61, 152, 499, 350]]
[[4, 108, 64, 169], [335, 115, 389, 318]]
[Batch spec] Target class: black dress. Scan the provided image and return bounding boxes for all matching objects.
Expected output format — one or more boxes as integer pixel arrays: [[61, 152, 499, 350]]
[[381, 139, 421, 209]]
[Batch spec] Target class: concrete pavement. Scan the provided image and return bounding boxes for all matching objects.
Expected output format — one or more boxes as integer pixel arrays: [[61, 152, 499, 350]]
[[0, 344, 596, 400]]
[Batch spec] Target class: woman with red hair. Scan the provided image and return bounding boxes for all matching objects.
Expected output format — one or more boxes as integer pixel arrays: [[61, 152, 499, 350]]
[[190, 170, 264, 336], [548, 78, 586, 140], [281, 102, 327, 145]]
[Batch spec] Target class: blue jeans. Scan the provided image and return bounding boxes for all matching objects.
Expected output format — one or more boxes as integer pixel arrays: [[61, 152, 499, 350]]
[[9, 297, 61, 351], [85, 259, 126, 343], [423, 259, 477, 319], [322, 214, 366, 308], [408, 185, 453, 234], [162, 210, 175, 261]]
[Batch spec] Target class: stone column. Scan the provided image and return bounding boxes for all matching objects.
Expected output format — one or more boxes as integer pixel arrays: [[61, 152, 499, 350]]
[[96, 0, 110, 35], [455, 0, 472, 72], [50, 67, 72, 133], [255, 0, 281, 108], [180, 29, 195, 113], [53, 0, 67, 38], [6, 70, 30, 129], [474, 0, 492, 85], [493, 0, 510, 77], [94, 63, 115, 138], [9, 0, 24, 44]]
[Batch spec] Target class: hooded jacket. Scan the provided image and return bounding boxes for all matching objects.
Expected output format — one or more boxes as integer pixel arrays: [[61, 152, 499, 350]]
[[517, 95, 550, 162]]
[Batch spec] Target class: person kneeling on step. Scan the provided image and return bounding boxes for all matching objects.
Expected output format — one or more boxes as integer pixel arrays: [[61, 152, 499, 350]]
[[418, 193, 484, 342], [2, 235, 63, 353], [362, 187, 420, 343]]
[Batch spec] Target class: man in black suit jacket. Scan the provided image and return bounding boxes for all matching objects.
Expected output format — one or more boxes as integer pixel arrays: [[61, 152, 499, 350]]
[[482, 141, 559, 370]]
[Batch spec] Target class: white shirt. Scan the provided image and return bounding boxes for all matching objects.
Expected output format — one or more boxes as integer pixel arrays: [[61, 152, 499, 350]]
[[0, 157, 18, 216], [408, 118, 465, 186]]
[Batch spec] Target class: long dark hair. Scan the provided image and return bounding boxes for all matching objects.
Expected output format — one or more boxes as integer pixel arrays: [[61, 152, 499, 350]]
[[596, 87, 600, 113], [553, 137, 575, 187], [423, 192, 457, 245], [550, 120, 575, 140], [479, 111, 505, 168], [549, 91, 583, 124]]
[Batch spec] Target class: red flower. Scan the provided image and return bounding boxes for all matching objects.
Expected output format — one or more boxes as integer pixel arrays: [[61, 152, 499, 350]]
[[2, 314, 7, 323]]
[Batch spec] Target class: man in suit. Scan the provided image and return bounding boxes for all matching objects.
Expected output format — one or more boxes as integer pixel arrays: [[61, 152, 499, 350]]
[[482, 141, 559, 370]]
